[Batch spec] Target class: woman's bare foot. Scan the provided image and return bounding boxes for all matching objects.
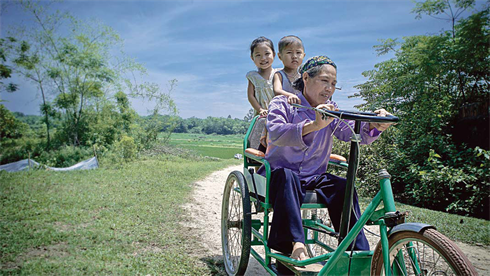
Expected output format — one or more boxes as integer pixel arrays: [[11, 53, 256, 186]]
[[291, 242, 308, 261]]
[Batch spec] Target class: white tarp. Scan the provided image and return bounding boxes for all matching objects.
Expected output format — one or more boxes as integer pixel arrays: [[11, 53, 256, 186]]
[[0, 156, 98, 172], [0, 159, 40, 172]]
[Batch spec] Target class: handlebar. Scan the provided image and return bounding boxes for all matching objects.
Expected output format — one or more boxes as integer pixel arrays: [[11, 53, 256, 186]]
[[320, 109, 399, 123], [291, 104, 399, 123]]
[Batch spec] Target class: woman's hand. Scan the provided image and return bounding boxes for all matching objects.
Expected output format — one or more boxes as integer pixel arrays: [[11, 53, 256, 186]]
[[369, 109, 394, 131], [313, 104, 337, 130], [303, 104, 338, 136]]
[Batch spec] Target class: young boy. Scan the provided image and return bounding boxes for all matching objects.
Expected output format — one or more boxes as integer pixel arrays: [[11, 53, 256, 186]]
[[273, 35, 306, 104]]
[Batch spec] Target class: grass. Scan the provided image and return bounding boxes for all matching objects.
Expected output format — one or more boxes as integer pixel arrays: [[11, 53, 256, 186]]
[[1, 133, 488, 275], [0, 153, 233, 275], [166, 133, 243, 159], [359, 198, 490, 246]]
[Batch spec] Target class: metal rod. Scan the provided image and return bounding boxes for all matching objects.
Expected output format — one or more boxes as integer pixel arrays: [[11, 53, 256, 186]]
[[339, 121, 361, 242]]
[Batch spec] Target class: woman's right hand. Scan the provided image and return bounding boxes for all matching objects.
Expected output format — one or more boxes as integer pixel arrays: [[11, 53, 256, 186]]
[[313, 104, 337, 130]]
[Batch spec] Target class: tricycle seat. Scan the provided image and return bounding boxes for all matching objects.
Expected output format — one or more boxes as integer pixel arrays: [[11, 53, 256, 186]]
[[304, 190, 320, 204]]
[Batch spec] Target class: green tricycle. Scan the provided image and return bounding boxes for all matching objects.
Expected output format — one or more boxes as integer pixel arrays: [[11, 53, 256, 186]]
[[221, 108, 477, 275]]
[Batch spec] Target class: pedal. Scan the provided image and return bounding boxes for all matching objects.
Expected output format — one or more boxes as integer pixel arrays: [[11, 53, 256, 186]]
[[276, 260, 323, 276]]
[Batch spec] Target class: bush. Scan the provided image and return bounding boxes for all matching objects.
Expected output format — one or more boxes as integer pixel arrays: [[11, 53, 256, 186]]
[[406, 147, 490, 219], [37, 145, 94, 167], [0, 136, 45, 165], [114, 135, 137, 162]]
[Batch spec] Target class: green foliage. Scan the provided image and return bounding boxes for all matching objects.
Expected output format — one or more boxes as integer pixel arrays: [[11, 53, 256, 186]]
[[114, 135, 137, 162], [173, 116, 249, 135], [0, 104, 29, 141], [0, 36, 27, 93], [3, 0, 177, 153], [406, 147, 490, 216], [0, 136, 43, 165], [37, 145, 94, 167], [352, 5, 489, 218], [412, 0, 475, 20]]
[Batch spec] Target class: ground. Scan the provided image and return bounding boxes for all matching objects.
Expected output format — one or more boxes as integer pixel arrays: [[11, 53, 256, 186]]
[[184, 165, 489, 275]]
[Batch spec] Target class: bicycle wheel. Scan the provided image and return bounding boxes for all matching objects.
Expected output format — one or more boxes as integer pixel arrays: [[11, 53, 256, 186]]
[[302, 208, 338, 257], [371, 228, 477, 275], [221, 171, 252, 276]]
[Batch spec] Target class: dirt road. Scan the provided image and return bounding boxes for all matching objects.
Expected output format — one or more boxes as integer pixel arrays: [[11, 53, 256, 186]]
[[184, 165, 488, 275]]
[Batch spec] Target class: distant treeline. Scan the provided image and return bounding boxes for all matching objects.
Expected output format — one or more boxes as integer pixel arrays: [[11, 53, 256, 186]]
[[172, 115, 251, 135], [12, 112, 252, 136]]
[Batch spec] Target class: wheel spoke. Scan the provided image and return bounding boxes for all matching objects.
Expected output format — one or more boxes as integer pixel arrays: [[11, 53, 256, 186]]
[[387, 238, 457, 275], [221, 172, 251, 275]]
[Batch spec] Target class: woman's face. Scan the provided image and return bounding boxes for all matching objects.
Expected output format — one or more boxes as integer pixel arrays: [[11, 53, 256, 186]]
[[303, 65, 337, 107]]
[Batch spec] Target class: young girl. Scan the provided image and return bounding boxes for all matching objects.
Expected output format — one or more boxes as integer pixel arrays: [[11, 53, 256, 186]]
[[246, 36, 276, 117], [273, 35, 305, 104]]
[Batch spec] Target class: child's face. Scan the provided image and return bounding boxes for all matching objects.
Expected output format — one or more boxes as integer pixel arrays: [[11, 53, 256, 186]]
[[251, 43, 275, 71], [278, 43, 305, 70]]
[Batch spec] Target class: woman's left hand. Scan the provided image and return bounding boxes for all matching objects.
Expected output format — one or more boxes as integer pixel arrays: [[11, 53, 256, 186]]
[[369, 109, 394, 131]]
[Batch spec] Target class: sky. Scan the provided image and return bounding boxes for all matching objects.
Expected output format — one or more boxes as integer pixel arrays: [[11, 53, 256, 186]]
[[0, 0, 484, 119]]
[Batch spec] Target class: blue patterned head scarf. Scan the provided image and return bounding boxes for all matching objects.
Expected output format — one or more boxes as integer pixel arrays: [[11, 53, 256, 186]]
[[300, 55, 337, 74]]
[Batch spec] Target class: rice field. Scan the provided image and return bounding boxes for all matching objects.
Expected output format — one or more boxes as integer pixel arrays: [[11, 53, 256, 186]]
[[166, 133, 243, 159]]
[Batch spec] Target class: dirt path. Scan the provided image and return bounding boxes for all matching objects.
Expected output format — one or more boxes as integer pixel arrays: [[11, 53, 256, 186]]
[[184, 165, 488, 275]]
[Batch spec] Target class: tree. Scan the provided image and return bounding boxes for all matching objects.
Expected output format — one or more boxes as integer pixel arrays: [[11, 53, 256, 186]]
[[412, 0, 475, 38], [352, 3, 489, 218], [5, 0, 177, 149], [0, 104, 28, 142], [0, 37, 20, 94]]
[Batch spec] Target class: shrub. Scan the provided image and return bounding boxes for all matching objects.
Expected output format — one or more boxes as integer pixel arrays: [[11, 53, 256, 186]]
[[407, 147, 490, 219], [37, 145, 94, 167], [114, 135, 137, 162]]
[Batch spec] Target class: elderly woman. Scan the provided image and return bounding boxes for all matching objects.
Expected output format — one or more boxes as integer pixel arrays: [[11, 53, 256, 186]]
[[262, 56, 392, 261]]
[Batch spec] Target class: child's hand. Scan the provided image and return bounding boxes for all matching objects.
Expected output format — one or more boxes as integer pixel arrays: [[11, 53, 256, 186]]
[[259, 108, 268, 116], [287, 94, 301, 104]]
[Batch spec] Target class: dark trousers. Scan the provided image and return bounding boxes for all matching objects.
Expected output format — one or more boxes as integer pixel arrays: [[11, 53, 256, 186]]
[[267, 168, 369, 254]]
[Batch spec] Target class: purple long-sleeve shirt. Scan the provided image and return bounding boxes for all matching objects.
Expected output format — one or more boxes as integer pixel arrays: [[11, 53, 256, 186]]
[[264, 93, 382, 182]]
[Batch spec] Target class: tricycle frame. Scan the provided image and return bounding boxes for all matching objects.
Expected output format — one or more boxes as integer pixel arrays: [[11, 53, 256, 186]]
[[221, 114, 477, 276]]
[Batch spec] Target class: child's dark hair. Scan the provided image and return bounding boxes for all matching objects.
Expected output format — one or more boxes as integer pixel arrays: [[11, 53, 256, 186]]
[[278, 35, 304, 53], [250, 36, 275, 56]]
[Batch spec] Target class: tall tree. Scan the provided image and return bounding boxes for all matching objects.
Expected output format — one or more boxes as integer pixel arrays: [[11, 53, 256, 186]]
[[412, 0, 475, 38], [353, 2, 489, 218], [5, 0, 178, 148]]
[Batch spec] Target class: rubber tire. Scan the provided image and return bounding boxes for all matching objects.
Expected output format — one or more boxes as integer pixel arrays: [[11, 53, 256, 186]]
[[221, 171, 252, 276], [371, 228, 477, 276]]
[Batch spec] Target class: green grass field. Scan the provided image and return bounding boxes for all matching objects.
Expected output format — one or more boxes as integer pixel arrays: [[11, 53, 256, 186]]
[[1, 133, 488, 275], [166, 133, 243, 159], [0, 155, 232, 275]]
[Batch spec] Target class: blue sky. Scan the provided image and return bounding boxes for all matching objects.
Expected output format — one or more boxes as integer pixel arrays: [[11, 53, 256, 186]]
[[0, 0, 483, 119]]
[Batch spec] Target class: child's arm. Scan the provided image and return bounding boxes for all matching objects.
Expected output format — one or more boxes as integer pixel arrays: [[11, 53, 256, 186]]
[[273, 72, 301, 104], [247, 80, 268, 116]]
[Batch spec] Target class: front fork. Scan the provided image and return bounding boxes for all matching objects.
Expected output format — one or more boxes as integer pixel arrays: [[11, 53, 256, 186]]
[[378, 169, 419, 276], [378, 169, 394, 276]]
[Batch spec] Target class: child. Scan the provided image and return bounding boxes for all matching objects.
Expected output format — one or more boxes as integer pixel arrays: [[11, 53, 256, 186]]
[[273, 35, 306, 104], [246, 36, 276, 152], [246, 36, 276, 117]]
